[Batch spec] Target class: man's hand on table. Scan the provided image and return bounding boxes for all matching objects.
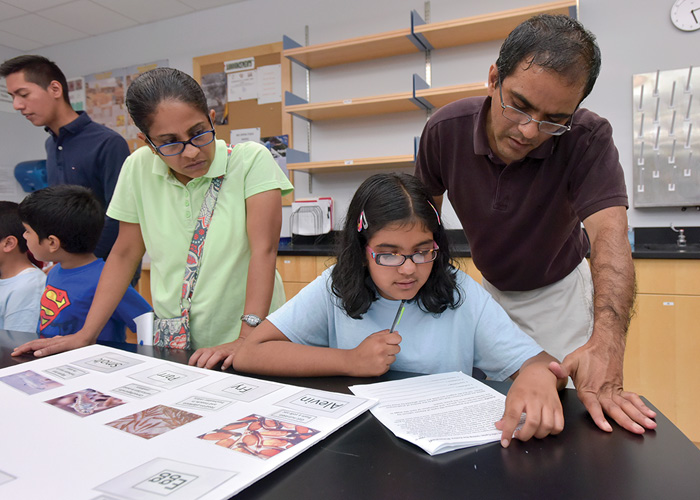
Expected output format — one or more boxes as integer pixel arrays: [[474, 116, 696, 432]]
[[549, 342, 657, 434]]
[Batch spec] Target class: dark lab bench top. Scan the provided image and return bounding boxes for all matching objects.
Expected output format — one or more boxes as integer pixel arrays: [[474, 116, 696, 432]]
[[3, 332, 700, 500], [279, 228, 700, 260]]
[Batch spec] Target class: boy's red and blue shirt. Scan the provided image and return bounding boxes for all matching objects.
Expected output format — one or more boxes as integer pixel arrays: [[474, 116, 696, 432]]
[[38, 259, 151, 342]]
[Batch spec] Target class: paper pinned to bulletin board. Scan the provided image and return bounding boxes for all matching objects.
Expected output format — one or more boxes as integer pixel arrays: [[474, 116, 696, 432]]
[[257, 64, 281, 104], [230, 127, 261, 145], [225, 56, 257, 102]]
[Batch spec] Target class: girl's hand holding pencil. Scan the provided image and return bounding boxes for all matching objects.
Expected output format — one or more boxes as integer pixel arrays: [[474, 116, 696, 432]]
[[349, 330, 402, 377], [347, 300, 406, 377]]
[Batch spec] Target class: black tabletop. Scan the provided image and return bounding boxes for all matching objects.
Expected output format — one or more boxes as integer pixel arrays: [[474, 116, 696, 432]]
[[3, 331, 700, 500]]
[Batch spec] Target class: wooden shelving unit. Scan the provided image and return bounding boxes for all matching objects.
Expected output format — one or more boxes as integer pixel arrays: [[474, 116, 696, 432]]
[[283, 28, 421, 69], [415, 82, 489, 109], [282, 1, 576, 69], [284, 1, 577, 174], [287, 155, 414, 174], [285, 81, 489, 121], [286, 91, 420, 121], [414, 1, 576, 50]]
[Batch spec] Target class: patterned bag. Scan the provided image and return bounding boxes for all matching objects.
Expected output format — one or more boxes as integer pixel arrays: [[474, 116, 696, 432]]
[[153, 173, 225, 349]]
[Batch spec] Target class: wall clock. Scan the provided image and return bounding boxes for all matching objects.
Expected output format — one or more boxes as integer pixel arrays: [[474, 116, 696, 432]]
[[671, 0, 700, 31]]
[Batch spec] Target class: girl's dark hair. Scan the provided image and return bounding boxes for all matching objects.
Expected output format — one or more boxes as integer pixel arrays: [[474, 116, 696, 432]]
[[125, 67, 208, 135], [331, 173, 462, 319], [496, 14, 601, 101]]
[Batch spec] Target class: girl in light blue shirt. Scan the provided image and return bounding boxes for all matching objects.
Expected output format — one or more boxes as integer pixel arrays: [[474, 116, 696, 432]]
[[236, 172, 567, 447]]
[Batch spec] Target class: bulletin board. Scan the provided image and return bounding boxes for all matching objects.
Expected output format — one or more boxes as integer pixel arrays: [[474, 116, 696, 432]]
[[193, 42, 294, 205], [85, 60, 169, 152]]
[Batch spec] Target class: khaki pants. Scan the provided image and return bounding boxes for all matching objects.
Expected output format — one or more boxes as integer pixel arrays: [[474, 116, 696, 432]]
[[482, 258, 594, 366]]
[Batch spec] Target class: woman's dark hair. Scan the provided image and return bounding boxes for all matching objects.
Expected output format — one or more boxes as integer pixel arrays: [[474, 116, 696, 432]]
[[331, 173, 462, 319], [0, 201, 28, 253], [18, 185, 104, 254], [125, 67, 208, 135], [0, 55, 71, 105], [495, 14, 601, 101]]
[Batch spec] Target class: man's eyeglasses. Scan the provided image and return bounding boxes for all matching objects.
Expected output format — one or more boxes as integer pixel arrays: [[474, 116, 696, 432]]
[[366, 243, 439, 267], [498, 78, 572, 136], [146, 117, 216, 156]]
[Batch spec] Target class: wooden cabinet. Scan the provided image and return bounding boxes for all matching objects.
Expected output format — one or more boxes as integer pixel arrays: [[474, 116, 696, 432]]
[[624, 259, 700, 443], [283, 1, 576, 174], [635, 259, 700, 295], [276, 255, 335, 299], [453, 257, 483, 283]]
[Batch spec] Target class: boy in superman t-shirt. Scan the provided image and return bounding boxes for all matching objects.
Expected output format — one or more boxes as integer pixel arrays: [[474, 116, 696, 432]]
[[18, 185, 151, 341]]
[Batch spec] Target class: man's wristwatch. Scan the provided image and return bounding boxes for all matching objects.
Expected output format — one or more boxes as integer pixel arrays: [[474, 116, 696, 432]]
[[240, 314, 263, 327]]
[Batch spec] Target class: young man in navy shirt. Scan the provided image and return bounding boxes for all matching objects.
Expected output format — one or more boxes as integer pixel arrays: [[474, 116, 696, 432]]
[[1, 55, 129, 263]]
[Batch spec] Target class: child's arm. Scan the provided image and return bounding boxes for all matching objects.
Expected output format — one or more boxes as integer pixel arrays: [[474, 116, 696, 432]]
[[233, 320, 402, 377], [495, 351, 567, 448], [12, 222, 145, 358]]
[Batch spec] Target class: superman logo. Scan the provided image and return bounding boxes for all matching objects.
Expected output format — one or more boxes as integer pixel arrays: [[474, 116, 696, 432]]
[[40, 285, 71, 330]]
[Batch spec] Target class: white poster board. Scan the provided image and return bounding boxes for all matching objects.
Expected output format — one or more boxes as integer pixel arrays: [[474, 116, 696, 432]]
[[0, 345, 375, 499]]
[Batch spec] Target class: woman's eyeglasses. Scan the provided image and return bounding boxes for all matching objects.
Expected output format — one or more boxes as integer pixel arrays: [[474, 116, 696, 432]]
[[146, 117, 216, 156], [366, 243, 439, 267]]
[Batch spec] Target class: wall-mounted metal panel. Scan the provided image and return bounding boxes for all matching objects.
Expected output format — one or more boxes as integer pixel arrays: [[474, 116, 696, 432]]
[[632, 65, 699, 208]]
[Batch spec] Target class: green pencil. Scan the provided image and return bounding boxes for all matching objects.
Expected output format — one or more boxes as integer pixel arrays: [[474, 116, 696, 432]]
[[390, 299, 406, 333]]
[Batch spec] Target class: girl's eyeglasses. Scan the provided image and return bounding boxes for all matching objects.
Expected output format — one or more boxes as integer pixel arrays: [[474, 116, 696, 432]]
[[145, 117, 216, 156], [366, 242, 439, 267]]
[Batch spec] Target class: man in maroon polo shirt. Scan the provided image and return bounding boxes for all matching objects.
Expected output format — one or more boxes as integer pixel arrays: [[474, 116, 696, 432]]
[[415, 14, 657, 435]]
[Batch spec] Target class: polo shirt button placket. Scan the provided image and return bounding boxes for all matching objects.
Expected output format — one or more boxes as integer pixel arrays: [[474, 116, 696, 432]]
[[56, 143, 64, 173]]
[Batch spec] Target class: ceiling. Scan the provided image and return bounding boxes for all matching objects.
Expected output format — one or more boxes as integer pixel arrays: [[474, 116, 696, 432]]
[[0, 0, 247, 52]]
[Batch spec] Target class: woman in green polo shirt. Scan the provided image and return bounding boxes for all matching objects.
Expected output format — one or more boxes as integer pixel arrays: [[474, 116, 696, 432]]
[[13, 67, 293, 368]]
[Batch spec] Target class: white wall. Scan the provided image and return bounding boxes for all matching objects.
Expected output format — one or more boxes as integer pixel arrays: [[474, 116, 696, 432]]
[[1, 0, 699, 232]]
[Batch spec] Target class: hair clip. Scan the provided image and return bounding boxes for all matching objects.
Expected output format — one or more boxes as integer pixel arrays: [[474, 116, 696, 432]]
[[357, 210, 368, 232], [427, 200, 441, 225]]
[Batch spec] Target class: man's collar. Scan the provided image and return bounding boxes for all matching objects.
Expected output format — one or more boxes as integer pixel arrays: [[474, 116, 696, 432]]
[[45, 111, 90, 138]]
